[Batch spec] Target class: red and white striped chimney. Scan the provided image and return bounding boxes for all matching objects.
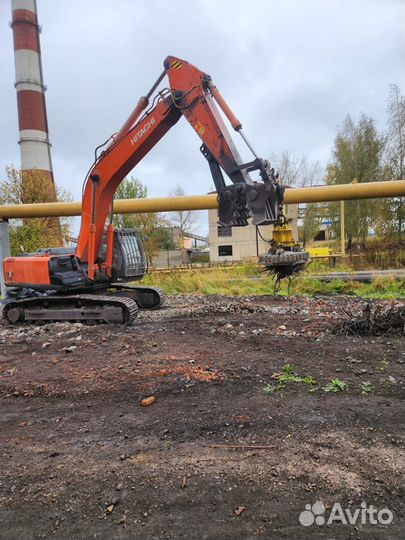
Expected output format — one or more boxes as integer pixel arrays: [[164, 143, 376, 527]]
[[10, 0, 54, 184]]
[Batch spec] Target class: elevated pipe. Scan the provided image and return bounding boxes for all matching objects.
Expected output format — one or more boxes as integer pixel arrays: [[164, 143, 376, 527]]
[[283, 180, 404, 204], [0, 180, 403, 220]]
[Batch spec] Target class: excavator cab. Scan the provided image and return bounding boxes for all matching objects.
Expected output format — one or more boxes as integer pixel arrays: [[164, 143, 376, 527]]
[[99, 229, 146, 282]]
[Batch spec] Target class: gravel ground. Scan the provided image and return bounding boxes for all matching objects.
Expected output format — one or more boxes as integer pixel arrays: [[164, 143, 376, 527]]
[[0, 294, 404, 539]]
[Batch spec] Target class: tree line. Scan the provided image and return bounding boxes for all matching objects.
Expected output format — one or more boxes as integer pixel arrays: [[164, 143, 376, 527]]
[[300, 84, 405, 247]]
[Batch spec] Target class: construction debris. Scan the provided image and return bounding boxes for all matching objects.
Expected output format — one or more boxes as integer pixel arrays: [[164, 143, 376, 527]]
[[141, 396, 156, 407], [333, 303, 405, 336], [234, 506, 246, 516]]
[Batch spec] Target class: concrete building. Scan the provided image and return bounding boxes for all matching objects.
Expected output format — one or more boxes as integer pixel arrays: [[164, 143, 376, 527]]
[[208, 203, 299, 263], [150, 227, 208, 268]]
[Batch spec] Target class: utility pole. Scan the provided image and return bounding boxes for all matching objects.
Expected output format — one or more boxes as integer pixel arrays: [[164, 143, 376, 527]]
[[0, 221, 11, 297], [340, 200, 345, 256]]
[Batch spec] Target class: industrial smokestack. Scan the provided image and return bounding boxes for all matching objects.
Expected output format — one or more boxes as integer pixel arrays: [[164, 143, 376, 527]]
[[10, 0, 62, 244], [11, 0, 54, 181]]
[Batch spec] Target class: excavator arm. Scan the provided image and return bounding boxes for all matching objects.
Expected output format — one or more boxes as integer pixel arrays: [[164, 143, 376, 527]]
[[76, 56, 285, 279], [75, 93, 182, 275]]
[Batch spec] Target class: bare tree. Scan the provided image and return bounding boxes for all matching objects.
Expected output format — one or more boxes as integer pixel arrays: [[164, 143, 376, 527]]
[[168, 184, 197, 233], [381, 84, 405, 239], [385, 84, 405, 179], [270, 151, 324, 187]]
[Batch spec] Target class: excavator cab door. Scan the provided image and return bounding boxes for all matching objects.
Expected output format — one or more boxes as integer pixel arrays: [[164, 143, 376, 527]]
[[107, 229, 146, 282]]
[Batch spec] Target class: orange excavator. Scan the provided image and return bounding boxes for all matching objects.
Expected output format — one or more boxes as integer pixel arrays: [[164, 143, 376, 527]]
[[2, 56, 285, 324]]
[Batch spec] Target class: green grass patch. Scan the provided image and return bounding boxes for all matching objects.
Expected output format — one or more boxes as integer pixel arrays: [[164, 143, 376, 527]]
[[142, 263, 404, 300], [143, 263, 271, 296], [289, 275, 405, 299], [305, 259, 356, 274]]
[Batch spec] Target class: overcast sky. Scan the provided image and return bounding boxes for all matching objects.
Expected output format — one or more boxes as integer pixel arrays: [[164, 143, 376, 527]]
[[0, 0, 404, 234]]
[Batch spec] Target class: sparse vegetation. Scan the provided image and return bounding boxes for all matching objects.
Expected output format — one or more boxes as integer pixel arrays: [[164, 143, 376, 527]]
[[281, 364, 294, 375], [360, 381, 374, 394], [376, 359, 390, 372], [263, 384, 277, 395], [264, 364, 317, 394], [276, 364, 317, 387], [323, 378, 348, 393], [345, 356, 362, 364]]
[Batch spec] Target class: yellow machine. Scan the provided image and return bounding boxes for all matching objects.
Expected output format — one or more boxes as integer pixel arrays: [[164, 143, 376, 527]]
[[272, 223, 297, 248], [259, 216, 310, 290]]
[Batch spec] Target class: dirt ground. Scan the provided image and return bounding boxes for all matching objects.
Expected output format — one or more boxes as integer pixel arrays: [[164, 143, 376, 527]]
[[0, 294, 404, 540]]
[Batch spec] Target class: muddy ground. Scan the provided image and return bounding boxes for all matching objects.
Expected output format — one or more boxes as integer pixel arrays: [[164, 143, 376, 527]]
[[0, 294, 404, 540]]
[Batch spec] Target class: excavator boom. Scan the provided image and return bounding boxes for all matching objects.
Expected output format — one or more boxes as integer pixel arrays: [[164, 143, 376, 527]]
[[76, 56, 284, 271]]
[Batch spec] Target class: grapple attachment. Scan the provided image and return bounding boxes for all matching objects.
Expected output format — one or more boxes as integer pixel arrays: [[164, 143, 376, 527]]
[[218, 180, 285, 227], [208, 153, 286, 227], [259, 224, 311, 292]]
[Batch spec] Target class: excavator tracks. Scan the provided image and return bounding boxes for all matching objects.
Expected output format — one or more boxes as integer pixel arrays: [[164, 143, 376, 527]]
[[109, 284, 166, 310], [1, 285, 165, 325], [2, 294, 139, 325]]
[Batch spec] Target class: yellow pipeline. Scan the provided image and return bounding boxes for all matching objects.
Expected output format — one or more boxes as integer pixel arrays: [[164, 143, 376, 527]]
[[0, 180, 403, 219], [284, 180, 404, 204]]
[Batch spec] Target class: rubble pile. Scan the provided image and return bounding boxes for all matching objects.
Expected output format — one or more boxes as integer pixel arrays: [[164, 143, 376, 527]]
[[334, 302, 405, 336]]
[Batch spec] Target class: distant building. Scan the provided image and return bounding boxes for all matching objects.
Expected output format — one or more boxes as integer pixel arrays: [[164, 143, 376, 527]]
[[152, 249, 191, 267], [208, 203, 299, 263], [314, 220, 334, 241], [151, 226, 208, 268]]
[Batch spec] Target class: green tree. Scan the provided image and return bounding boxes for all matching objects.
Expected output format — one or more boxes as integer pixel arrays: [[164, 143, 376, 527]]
[[326, 115, 384, 248], [0, 166, 71, 255], [153, 227, 176, 250], [113, 177, 172, 263], [302, 203, 323, 246]]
